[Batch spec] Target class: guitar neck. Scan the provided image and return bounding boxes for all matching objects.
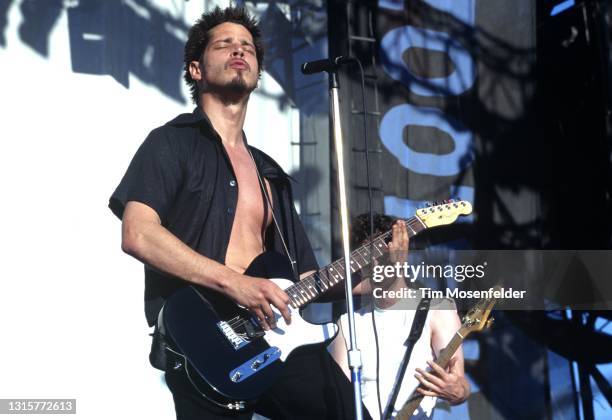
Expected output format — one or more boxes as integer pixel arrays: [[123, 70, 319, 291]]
[[395, 331, 466, 420], [434, 331, 464, 368], [285, 216, 426, 309]]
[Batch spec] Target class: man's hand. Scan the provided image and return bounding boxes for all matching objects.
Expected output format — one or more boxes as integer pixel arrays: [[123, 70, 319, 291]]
[[224, 275, 292, 330], [388, 220, 409, 265], [370, 220, 410, 308], [414, 358, 470, 405]]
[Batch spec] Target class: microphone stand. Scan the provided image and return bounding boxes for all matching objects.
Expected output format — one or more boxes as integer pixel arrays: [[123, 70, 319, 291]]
[[329, 70, 364, 420]]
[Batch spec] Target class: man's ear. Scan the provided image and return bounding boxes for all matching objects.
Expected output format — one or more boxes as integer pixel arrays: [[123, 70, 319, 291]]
[[188, 60, 202, 81]]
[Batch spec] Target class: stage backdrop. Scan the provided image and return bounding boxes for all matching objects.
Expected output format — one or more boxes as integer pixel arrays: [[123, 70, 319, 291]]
[[329, 1, 612, 419], [328, 1, 547, 419]]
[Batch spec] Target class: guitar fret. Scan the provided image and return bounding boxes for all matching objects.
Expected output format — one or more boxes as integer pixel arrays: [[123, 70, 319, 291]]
[[331, 261, 345, 279], [313, 272, 329, 291], [355, 248, 371, 266], [406, 222, 416, 236], [306, 284, 315, 297], [289, 283, 306, 305], [372, 238, 387, 256], [317, 271, 332, 289], [329, 265, 341, 284], [324, 267, 335, 284], [282, 204, 468, 310], [315, 270, 329, 290], [312, 274, 326, 293], [287, 284, 302, 306], [411, 215, 427, 231], [299, 283, 310, 298]]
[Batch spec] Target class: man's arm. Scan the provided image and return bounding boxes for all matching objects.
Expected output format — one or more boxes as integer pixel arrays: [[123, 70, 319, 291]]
[[121, 201, 291, 330], [414, 309, 471, 404]]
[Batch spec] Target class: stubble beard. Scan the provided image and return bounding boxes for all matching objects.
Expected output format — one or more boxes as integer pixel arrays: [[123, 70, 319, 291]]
[[225, 73, 256, 95], [204, 68, 257, 100]]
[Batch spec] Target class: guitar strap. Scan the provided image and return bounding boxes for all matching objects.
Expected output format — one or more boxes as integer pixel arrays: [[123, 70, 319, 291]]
[[383, 297, 431, 420], [247, 146, 299, 279]]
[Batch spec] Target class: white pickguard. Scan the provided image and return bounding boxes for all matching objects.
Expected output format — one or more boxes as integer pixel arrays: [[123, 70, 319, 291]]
[[264, 278, 337, 361]]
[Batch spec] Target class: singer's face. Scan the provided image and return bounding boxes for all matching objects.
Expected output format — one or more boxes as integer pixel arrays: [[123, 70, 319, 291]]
[[191, 23, 259, 96]]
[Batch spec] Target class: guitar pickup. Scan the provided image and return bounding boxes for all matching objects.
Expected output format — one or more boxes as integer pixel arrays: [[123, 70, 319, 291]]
[[244, 318, 266, 339]]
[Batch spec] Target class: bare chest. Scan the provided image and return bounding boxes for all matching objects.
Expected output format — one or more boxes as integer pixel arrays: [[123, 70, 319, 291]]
[[226, 148, 272, 220], [223, 145, 274, 272]]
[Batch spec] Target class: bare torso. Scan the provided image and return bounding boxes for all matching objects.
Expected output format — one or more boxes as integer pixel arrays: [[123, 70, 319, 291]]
[[224, 142, 273, 273]]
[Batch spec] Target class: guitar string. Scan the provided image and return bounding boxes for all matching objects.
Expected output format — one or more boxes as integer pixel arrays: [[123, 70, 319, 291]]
[[290, 214, 424, 304], [224, 215, 425, 332], [223, 202, 464, 332]]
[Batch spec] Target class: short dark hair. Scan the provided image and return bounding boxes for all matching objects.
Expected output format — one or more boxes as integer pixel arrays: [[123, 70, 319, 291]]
[[183, 7, 265, 104], [351, 213, 395, 248]]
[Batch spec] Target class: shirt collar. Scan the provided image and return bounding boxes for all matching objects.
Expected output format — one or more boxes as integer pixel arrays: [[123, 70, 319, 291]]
[[165, 107, 214, 129], [166, 108, 292, 182]]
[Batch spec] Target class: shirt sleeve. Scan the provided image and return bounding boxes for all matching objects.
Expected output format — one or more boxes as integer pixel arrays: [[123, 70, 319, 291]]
[[108, 127, 183, 222]]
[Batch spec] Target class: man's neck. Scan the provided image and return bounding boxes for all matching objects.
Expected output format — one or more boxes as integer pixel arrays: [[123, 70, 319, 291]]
[[200, 92, 249, 148]]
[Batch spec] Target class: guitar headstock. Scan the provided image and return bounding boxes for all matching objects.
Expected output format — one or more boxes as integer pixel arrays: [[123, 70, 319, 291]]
[[415, 200, 473, 228], [459, 286, 499, 336]]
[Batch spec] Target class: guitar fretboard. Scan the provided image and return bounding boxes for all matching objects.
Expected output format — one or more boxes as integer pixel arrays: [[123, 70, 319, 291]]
[[285, 215, 426, 308]]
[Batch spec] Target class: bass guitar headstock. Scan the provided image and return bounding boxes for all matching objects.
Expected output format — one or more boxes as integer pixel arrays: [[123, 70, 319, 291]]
[[459, 285, 500, 336]]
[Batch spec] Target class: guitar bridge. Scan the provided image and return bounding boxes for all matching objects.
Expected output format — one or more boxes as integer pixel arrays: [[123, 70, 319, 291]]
[[217, 321, 248, 350]]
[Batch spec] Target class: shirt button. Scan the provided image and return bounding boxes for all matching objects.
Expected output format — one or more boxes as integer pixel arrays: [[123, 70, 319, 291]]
[[229, 180, 237, 187], [227, 207, 233, 214]]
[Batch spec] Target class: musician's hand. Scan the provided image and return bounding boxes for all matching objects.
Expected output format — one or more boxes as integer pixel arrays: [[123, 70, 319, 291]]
[[414, 358, 470, 405], [371, 220, 410, 309], [225, 275, 292, 330], [388, 220, 409, 265]]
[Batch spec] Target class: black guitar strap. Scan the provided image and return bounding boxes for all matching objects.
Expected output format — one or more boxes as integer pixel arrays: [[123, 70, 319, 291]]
[[383, 297, 431, 420], [247, 146, 299, 279]]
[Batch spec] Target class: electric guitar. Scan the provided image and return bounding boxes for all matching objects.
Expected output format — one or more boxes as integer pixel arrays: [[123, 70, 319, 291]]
[[394, 286, 498, 420], [162, 200, 473, 411]]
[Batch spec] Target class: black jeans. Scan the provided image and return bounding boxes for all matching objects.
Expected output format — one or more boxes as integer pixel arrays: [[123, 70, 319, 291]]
[[164, 342, 373, 420]]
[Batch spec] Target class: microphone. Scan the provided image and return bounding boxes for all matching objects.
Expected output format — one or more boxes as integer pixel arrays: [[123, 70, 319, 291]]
[[300, 56, 356, 75]]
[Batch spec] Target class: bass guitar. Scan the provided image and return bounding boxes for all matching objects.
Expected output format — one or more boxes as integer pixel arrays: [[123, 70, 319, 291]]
[[394, 286, 498, 420], [162, 200, 473, 410]]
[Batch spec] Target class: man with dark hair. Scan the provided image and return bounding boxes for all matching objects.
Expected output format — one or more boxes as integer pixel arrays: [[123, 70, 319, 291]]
[[329, 214, 470, 419], [183, 7, 265, 104], [109, 6, 356, 420]]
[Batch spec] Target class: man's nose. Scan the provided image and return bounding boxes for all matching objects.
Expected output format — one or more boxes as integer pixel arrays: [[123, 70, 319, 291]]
[[231, 45, 245, 57]]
